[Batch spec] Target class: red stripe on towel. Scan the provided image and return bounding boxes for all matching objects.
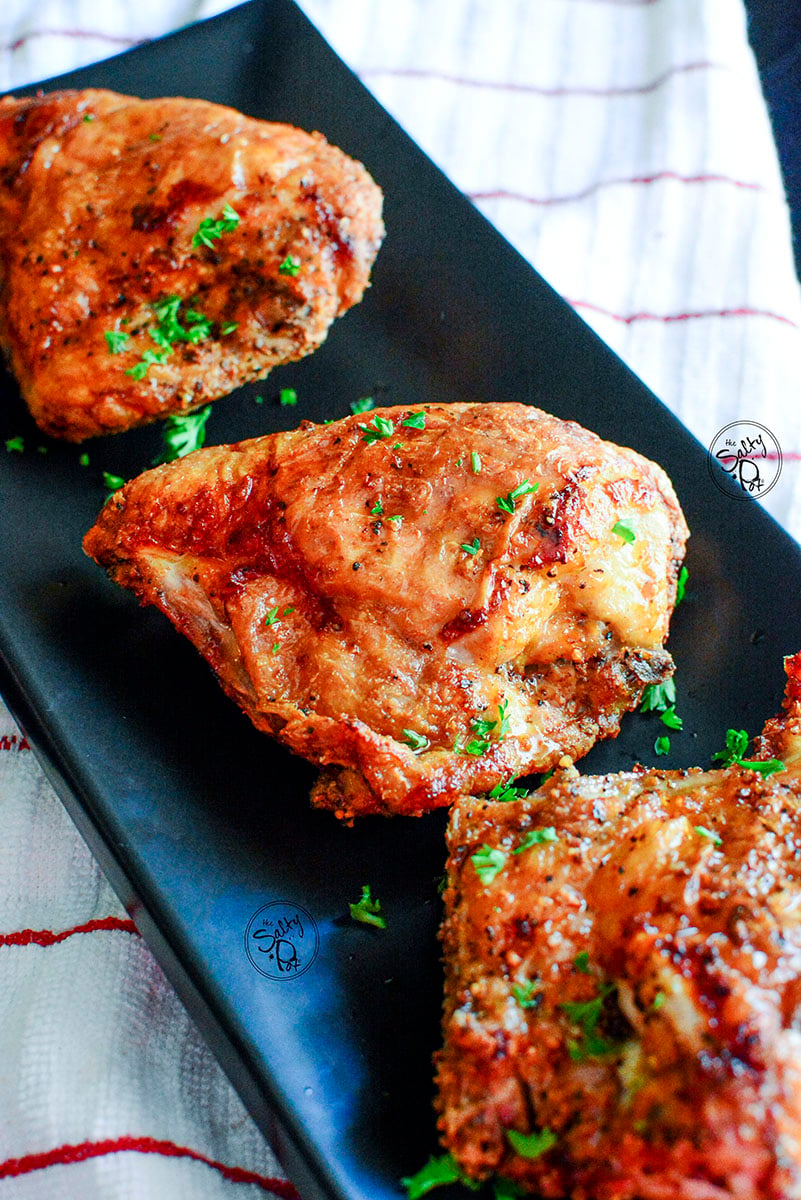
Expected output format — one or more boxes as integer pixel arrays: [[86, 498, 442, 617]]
[[0, 916, 138, 948], [0, 1136, 299, 1196], [470, 171, 768, 208], [569, 299, 800, 329], [358, 60, 717, 98]]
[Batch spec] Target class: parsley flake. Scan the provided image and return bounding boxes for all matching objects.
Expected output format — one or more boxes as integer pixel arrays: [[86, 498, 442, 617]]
[[487, 778, 529, 803], [460, 537, 480, 556], [370, 499, 383, 516], [401, 1153, 478, 1199], [192, 203, 240, 249], [574, 951, 590, 973], [360, 415, 395, 444], [402, 729, 429, 753], [471, 450, 482, 474], [220, 321, 239, 336], [125, 295, 215, 380], [105, 330, 130, 354], [511, 979, 541, 1009], [350, 396, 374, 415], [349, 884, 386, 929], [279, 388, 298, 406], [513, 827, 558, 854], [264, 607, 280, 627], [712, 728, 785, 775], [654, 735, 671, 756], [613, 521, 636, 544], [387, 514, 403, 524], [675, 565, 689, 606], [660, 706, 683, 730], [401, 411, 426, 430], [640, 678, 676, 713], [496, 479, 538, 515], [271, 642, 280, 655], [471, 844, 506, 885], [5, 436, 24, 453], [78, 452, 90, 467], [82, 113, 95, 123], [506, 1128, 557, 1160], [279, 254, 301, 277], [102, 471, 125, 495], [153, 405, 212, 465], [695, 825, 722, 846], [652, 991, 666, 1011], [148, 132, 162, 142], [561, 981, 620, 1060]]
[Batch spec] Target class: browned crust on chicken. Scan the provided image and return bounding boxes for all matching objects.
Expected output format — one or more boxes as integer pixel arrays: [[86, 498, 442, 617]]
[[436, 652, 801, 1198], [83, 401, 688, 819], [0, 88, 383, 439]]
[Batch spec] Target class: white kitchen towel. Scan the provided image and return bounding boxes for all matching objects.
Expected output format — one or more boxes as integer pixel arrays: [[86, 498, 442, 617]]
[[1, 1, 800, 1198]]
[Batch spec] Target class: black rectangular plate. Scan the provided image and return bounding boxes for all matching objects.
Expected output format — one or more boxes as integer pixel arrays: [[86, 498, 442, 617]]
[[1, 3, 800, 1198]]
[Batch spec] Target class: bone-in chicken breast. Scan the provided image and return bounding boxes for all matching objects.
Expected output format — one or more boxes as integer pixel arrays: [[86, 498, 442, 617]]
[[83, 401, 688, 819], [436, 652, 801, 1198], [0, 89, 383, 440]]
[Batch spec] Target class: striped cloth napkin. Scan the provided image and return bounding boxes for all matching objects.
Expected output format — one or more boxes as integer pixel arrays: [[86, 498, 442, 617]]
[[1, 1, 800, 1197]]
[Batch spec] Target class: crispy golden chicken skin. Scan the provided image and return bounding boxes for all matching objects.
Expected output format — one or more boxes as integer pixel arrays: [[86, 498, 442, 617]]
[[436, 652, 801, 1199], [0, 89, 383, 440], [83, 401, 688, 819]]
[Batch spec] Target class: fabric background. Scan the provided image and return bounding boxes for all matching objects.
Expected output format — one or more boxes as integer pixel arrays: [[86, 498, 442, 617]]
[[1, 1, 800, 1196]]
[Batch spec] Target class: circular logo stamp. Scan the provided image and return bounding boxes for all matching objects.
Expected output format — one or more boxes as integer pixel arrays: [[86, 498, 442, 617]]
[[244, 901, 319, 980], [707, 421, 782, 501]]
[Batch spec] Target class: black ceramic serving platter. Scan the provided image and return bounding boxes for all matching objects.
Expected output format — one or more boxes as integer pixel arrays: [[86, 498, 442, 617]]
[[1, 3, 800, 1198]]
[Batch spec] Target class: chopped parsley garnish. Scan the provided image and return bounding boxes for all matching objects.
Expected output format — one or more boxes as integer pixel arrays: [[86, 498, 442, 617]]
[[488, 778, 529, 803], [464, 701, 510, 755], [125, 295, 215, 380], [271, 642, 280, 655], [511, 979, 541, 1009], [613, 520, 636, 544], [104, 330, 130, 354], [574, 951, 590, 973], [654, 735, 671, 756], [513, 827, 558, 854], [695, 825, 722, 846], [506, 1128, 557, 1160], [153, 405, 212, 465], [401, 411, 426, 430], [711, 728, 785, 775], [640, 678, 676, 713], [370, 499, 383, 516], [387, 514, 403, 524], [264, 607, 280, 627], [102, 471, 125, 494], [192, 203, 240, 249], [360, 415, 395, 444], [5, 436, 24, 453], [660, 706, 683, 730], [149, 132, 162, 142], [255, 394, 265, 404], [675, 565, 689, 606], [82, 113, 94, 123], [349, 884, 386, 929], [279, 253, 301, 277], [496, 479, 538, 515], [561, 981, 620, 1060], [220, 321, 239, 336], [497, 699, 510, 737], [652, 990, 666, 1011], [460, 537, 480, 556], [282, 606, 295, 616], [402, 729, 429, 752], [471, 844, 506, 885], [471, 451, 482, 474], [279, 388, 298, 406], [465, 738, 491, 756], [79, 452, 90, 467], [401, 1153, 478, 1199], [350, 396, 374, 415]]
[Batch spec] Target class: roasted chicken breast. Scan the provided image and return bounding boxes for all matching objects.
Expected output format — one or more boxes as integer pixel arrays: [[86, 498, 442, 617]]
[[0, 89, 383, 440], [83, 402, 687, 819], [436, 653, 801, 1199]]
